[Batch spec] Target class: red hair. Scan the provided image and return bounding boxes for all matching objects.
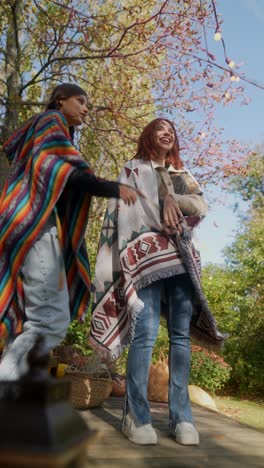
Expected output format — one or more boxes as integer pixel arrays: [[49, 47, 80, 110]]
[[134, 118, 183, 169]]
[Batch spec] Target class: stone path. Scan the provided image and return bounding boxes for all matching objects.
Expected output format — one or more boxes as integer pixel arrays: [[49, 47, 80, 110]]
[[80, 397, 264, 468]]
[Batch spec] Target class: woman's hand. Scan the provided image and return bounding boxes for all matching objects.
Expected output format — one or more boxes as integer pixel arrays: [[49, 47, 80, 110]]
[[162, 194, 184, 235], [119, 184, 144, 205]]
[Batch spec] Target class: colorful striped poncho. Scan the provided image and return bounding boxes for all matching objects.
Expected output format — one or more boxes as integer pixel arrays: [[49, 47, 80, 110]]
[[0, 110, 93, 348]]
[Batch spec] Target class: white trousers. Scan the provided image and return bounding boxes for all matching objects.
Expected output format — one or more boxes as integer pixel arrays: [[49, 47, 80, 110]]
[[0, 213, 70, 380]]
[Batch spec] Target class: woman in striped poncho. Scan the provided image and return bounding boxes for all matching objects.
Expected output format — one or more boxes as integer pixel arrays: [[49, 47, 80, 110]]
[[0, 83, 138, 380]]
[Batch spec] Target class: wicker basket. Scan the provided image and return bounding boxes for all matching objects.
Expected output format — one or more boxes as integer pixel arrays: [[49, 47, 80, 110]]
[[65, 370, 113, 409]]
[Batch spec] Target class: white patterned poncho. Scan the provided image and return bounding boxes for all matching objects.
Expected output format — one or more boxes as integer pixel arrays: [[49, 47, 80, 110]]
[[89, 159, 225, 361]]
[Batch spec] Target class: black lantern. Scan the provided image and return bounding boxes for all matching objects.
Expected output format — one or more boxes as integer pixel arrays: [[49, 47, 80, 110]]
[[0, 335, 96, 467]]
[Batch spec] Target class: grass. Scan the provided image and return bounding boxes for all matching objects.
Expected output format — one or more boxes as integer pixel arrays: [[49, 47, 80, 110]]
[[214, 396, 264, 431]]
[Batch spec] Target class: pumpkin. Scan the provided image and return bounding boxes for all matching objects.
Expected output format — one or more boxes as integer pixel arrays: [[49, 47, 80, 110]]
[[147, 354, 169, 403], [110, 374, 126, 397]]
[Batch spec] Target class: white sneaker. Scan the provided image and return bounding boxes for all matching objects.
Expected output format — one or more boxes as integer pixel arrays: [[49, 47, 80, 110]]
[[122, 412, 158, 445], [174, 422, 199, 446]]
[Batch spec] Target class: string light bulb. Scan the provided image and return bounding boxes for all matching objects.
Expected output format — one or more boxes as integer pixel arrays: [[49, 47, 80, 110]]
[[230, 72, 240, 82], [227, 59, 235, 69], [214, 30, 222, 41], [230, 71, 238, 82]]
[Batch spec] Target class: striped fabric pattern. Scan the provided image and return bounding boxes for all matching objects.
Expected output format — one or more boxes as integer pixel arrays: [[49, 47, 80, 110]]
[[0, 110, 93, 346]]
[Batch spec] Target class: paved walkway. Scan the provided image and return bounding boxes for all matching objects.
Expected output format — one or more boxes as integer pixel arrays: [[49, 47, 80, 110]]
[[80, 397, 264, 468]]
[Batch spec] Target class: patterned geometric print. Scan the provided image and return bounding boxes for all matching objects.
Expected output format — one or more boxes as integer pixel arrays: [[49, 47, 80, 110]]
[[100, 208, 117, 248], [90, 230, 185, 359], [127, 234, 169, 265], [91, 273, 130, 350], [124, 167, 139, 180], [89, 158, 225, 362], [93, 310, 112, 332]]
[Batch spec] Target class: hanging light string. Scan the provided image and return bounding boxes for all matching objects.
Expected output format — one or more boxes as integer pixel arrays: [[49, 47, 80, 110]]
[[211, 0, 238, 79], [211, 0, 221, 36], [207, 0, 264, 91]]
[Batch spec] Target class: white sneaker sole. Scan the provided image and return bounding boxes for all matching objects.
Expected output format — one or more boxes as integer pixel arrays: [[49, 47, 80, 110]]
[[122, 426, 158, 445]]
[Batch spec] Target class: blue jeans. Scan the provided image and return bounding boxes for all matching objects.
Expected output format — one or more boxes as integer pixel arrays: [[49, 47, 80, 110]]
[[125, 274, 194, 431]]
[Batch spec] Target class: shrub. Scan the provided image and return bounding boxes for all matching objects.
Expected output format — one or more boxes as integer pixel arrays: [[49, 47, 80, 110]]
[[224, 332, 264, 396], [64, 315, 231, 395], [63, 316, 93, 356], [189, 345, 231, 393], [152, 319, 169, 363], [150, 321, 231, 393]]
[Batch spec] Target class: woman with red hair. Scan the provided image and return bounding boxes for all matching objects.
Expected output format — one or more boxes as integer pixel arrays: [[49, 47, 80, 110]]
[[90, 118, 223, 446]]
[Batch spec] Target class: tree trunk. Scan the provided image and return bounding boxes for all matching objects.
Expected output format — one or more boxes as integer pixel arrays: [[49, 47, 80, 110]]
[[0, 152, 9, 193], [0, 0, 22, 194]]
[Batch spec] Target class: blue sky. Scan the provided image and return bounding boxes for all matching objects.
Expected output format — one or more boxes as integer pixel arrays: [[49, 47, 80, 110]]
[[196, 0, 264, 265]]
